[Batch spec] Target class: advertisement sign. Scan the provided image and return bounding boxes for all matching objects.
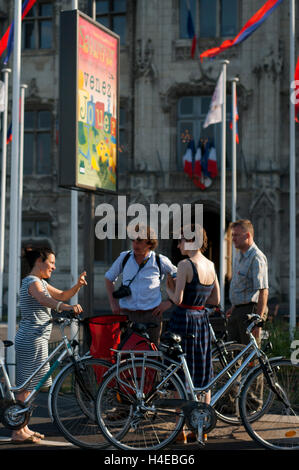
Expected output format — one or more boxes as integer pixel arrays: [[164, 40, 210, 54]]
[[59, 10, 119, 193]]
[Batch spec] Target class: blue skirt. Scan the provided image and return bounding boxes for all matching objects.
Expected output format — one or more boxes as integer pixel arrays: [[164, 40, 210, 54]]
[[168, 306, 213, 388]]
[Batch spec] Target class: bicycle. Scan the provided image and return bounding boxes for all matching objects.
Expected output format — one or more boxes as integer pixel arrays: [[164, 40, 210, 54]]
[[95, 314, 299, 451], [208, 308, 252, 425], [0, 312, 113, 450]]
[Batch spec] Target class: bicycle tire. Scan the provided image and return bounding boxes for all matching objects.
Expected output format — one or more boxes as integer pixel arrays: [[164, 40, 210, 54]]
[[212, 342, 251, 424], [96, 359, 187, 451], [239, 358, 299, 450], [50, 357, 112, 450]]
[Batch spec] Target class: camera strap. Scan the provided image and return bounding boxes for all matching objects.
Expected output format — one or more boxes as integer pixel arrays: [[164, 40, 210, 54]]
[[125, 256, 150, 287], [122, 250, 162, 279]]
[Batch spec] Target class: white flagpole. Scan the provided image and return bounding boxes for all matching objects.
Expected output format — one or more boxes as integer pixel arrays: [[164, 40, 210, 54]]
[[231, 78, 238, 223], [0, 68, 11, 321], [231, 77, 239, 267], [7, 0, 22, 382], [17, 84, 27, 287], [219, 60, 229, 310], [289, 0, 296, 338], [70, 0, 79, 342]]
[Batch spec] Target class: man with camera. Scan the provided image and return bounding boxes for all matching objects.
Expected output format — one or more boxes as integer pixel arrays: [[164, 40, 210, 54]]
[[105, 225, 177, 344]]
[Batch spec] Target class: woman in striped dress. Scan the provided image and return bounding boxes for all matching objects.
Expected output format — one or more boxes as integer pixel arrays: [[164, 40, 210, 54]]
[[166, 225, 220, 442], [12, 247, 86, 444]]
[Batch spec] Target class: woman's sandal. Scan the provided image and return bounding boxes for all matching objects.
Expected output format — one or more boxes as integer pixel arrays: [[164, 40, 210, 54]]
[[11, 435, 41, 445], [32, 432, 45, 439]]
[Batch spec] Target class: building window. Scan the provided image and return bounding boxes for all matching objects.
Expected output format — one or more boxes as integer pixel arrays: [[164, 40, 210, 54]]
[[24, 110, 52, 175], [179, 0, 238, 39], [22, 219, 52, 238], [22, 1, 53, 50], [95, 0, 126, 45], [177, 96, 232, 169]]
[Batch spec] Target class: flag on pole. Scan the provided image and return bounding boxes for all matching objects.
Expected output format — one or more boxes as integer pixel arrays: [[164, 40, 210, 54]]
[[6, 123, 12, 144], [0, 0, 36, 64], [295, 56, 299, 123], [186, 1, 196, 59], [183, 139, 195, 178], [200, 0, 284, 61], [203, 71, 224, 128], [230, 91, 239, 143]]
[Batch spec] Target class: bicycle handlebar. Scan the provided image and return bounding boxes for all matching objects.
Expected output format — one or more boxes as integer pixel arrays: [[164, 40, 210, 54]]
[[246, 314, 264, 334], [50, 310, 83, 324]]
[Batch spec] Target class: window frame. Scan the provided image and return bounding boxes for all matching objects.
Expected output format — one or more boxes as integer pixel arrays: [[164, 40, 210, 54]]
[[179, 0, 238, 39], [177, 95, 233, 170], [95, 0, 127, 45], [22, 0, 54, 51], [23, 108, 53, 176]]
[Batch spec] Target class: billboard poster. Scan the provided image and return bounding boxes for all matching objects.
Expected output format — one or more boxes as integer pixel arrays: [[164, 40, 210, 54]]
[[59, 10, 119, 193]]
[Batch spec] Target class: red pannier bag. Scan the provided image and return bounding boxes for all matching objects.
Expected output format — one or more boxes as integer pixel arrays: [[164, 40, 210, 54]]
[[117, 326, 158, 395], [87, 314, 128, 383]]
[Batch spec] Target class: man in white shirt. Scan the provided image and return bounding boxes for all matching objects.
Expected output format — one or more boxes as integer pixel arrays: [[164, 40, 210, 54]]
[[105, 225, 177, 344]]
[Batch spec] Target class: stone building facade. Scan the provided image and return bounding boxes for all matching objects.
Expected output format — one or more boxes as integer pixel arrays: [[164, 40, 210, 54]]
[[0, 0, 298, 315]]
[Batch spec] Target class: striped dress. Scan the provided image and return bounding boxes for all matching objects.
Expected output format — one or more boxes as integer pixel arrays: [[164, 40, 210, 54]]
[[15, 275, 52, 391], [169, 259, 215, 388]]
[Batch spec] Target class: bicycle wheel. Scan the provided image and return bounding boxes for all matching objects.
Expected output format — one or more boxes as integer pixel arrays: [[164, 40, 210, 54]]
[[50, 357, 112, 449], [96, 359, 188, 451], [212, 342, 252, 424], [239, 358, 299, 450]]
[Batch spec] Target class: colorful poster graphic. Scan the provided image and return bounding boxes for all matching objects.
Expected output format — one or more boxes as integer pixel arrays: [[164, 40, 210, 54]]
[[77, 16, 118, 191]]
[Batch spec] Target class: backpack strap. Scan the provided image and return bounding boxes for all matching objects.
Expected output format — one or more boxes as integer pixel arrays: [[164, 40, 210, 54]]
[[122, 250, 162, 279], [122, 251, 132, 269], [155, 253, 161, 279]]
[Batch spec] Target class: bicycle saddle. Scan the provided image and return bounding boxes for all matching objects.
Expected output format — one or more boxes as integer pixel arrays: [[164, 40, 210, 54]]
[[130, 322, 157, 334], [160, 331, 182, 345]]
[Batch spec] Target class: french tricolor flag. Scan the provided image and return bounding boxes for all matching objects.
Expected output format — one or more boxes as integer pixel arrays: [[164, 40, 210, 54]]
[[183, 139, 195, 178], [207, 146, 218, 179], [200, 0, 284, 61], [186, 1, 196, 59]]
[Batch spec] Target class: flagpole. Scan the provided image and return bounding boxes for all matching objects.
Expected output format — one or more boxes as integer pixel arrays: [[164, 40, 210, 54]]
[[231, 78, 238, 223], [70, 0, 79, 343], [0, 68, 11, 321], [289, 0, 296, 338], [7, 0, 22, 382], [231, 77, 238, 267], [220, 59, 229, 310], [17, 84, 27, 287]]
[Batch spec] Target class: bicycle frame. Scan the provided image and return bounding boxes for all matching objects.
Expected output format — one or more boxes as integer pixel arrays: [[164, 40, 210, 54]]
[[0, 321, 76, 408], [110, 323, 264, 412]]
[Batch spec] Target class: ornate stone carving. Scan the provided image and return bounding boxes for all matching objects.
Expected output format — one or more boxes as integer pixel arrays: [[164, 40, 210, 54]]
[[28, 78, 39, 99], [252, 43, 283, 82], [135, 39, 158, 81], [160, 63, 252, 112]]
